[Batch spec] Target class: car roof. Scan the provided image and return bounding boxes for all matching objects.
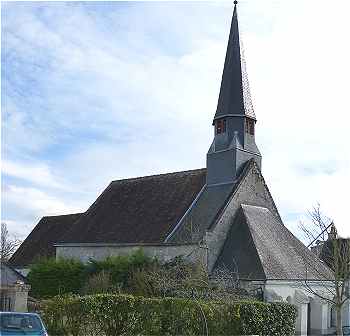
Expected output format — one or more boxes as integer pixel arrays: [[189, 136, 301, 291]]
[[0, 312, 40, 316]]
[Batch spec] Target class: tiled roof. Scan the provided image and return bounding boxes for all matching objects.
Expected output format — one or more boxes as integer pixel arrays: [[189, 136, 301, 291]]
[[9, 214, 82, 267], [59, 169, 206, 244]]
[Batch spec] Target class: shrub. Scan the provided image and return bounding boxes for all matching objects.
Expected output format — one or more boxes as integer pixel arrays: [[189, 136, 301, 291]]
[[28, 258, 87, 298], [81, 270, 116, 295], [85, 249, 156, 290], [41, 293, 297, 336], [28, 250, 155, 298]]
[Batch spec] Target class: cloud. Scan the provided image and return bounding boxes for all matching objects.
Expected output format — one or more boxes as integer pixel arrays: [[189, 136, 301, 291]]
[[2, 1, 350, 242], [1, 184, 84, 238], [2, 159, 67, 190]]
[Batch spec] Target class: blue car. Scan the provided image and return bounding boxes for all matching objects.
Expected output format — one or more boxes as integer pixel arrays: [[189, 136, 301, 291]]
[[329, 326, 350, 335], [0, 312, 48, 336]]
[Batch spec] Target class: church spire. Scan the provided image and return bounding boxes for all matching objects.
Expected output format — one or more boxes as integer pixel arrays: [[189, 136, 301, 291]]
[[214, 1, 255, 123], [206, 2, 261, 186]]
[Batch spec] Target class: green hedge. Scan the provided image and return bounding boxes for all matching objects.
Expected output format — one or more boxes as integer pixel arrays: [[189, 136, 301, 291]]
[[41, 294, 297, 336], [28, 258, 86, 298], [28, 250, 155, 298]]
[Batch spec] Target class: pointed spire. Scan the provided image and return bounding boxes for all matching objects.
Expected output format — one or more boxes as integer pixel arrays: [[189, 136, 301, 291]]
[[214, 2, 255, 123]]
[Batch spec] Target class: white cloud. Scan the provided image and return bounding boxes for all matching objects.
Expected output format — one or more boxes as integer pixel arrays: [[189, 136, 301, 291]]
[[2, 160, 67, 190], [2, 184, 85, 238]]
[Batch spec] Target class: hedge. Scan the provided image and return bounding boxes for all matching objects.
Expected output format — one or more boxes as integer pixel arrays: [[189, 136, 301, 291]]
[[28, 258, 86, 298], [41, 294, 297, 336], [27, 250, 155, 298]]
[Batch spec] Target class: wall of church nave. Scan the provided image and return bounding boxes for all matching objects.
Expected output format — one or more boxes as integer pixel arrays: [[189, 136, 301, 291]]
[[55, 243, 206, 265]]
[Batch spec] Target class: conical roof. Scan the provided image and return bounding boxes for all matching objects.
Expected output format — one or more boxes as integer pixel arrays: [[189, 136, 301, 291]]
[[214, 3, 255, 123]]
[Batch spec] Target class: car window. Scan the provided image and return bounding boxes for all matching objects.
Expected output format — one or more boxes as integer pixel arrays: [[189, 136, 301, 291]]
[[0, 314, 44, 333]]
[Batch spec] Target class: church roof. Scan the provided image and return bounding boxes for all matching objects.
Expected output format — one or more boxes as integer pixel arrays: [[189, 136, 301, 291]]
[[9, 213, 82, 267], [9, 169, 206, 267], [166, 159, 255, 243], [214, 3, 255, 122], [216, 204, 333, 280], [58, 169, 206, 244]]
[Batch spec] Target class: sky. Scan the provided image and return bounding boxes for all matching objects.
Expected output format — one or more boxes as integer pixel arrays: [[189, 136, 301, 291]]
[[1, 0, 350, 242]]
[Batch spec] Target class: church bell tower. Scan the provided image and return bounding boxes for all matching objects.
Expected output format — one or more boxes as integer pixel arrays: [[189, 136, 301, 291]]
[[207, 2, 261, 185]]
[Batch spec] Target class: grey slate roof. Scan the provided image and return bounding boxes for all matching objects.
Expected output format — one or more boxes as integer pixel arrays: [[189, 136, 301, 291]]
[[216, 204, 333, 280], [167, 159, 255, 243], [166, 182, 236, 242], [214, 3, 255, 122]]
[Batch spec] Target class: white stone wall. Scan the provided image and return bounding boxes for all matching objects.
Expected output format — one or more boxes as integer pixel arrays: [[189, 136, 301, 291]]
[[264, 280, 347, 336], [1, 284, 30, 312], [56, 243, 207, 265]]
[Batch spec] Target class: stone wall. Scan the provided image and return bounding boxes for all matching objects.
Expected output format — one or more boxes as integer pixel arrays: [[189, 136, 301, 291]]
[[56, 243, 207, 265], [204, 163, 280, 271], [0, 284, 30, 312]]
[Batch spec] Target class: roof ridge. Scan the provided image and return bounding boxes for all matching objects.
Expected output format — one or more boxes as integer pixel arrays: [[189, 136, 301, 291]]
[[241, 204, 269, 211], [41, 213, 83, 220], [110, 168, 206, 184], [240, 206, 267, 279]]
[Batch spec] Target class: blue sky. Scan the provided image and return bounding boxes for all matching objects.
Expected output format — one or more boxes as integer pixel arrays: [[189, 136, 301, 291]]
[[2, 0, 350, 240]]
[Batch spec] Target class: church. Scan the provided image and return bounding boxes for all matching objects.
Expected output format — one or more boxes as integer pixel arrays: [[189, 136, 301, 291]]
[[9, 3, 349, 335]]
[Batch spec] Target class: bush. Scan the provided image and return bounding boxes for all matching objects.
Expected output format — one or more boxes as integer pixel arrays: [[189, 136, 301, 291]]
[[85, 249, 156, 290], [81, 270, 116, 295], [41, 293, 297, 336], [28, 258, 87, 298], [28, 250, 155, 298]]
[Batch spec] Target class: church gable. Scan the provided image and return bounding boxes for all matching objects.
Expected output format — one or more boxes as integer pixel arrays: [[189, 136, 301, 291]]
[[205, 160, 282, 271]]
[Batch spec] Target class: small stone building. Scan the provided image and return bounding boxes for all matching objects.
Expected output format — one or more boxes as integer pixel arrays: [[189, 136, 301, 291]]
[[9, 3, 349, 335], [0, 263, 30, 312]]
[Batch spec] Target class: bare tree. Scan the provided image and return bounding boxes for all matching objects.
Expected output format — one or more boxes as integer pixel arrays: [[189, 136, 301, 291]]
[[0, 222, 22, 262], [298, 203, 333, 247], [299, 206, 350, 336]]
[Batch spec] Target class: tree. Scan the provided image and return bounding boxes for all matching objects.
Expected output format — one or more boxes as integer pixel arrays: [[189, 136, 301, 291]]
[[299, 205, 350, 336], [298, 203, 333, 246], [0, 222, 22, 262]]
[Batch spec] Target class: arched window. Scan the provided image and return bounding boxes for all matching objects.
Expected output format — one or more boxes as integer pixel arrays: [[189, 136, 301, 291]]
[[215, 119, 226, 135]]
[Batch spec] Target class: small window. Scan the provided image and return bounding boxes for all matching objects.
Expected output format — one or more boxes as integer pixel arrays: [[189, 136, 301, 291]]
[[216, 119, 226, 135], [245, 118, 255, 135]]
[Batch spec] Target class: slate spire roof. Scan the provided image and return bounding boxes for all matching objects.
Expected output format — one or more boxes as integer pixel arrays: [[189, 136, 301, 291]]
[[214, 2, 255, 123]]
